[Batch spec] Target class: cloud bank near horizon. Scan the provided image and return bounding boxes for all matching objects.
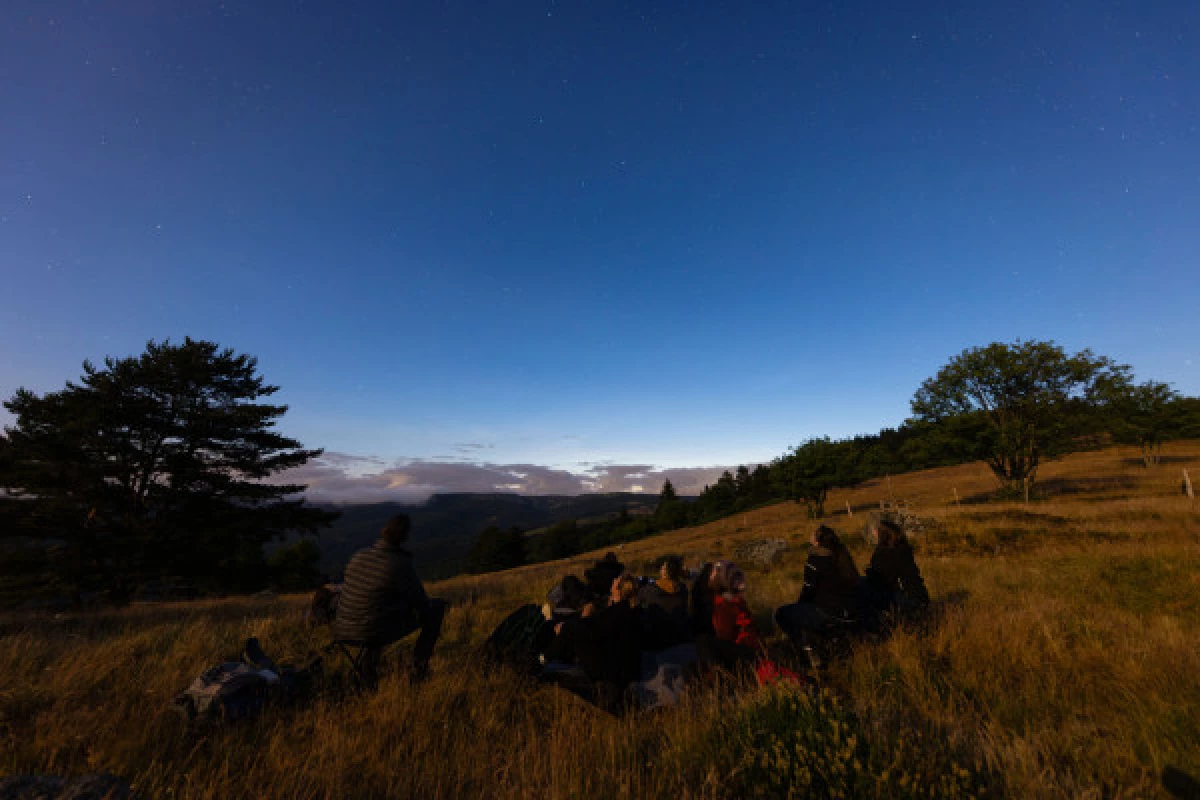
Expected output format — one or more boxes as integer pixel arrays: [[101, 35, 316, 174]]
[[279, 452, 740, 504]]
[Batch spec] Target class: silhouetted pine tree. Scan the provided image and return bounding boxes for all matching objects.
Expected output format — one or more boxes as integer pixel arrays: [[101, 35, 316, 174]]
[[0, 338, 336, 598], [654, 479, 688, 530]]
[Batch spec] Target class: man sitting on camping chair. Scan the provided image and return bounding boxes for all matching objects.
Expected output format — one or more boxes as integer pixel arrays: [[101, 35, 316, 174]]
[[333, 514, 447, 685]]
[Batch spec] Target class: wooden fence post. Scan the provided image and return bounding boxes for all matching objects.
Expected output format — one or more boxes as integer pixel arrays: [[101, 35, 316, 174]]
[[953, 487, 960, 507], [846, 501, 853, 517], [1184, 469, 1195, 500]]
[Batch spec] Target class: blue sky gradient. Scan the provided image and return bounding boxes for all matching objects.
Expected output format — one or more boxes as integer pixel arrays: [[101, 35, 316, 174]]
[[2, 0, 1198, 496]]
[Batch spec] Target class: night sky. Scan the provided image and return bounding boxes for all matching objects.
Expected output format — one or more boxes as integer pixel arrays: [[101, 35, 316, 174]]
[[3, 0, 1198, 500]]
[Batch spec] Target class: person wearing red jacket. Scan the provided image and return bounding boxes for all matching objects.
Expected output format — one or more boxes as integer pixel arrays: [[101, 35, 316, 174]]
[[697, 560, 761, 671]]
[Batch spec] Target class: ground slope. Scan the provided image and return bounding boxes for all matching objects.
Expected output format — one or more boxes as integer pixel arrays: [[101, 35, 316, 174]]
[[1, 443, 1197, 799]]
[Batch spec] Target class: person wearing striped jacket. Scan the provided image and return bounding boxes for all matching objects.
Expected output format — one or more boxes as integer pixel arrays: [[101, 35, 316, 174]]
[[333, 514, 446, 683]]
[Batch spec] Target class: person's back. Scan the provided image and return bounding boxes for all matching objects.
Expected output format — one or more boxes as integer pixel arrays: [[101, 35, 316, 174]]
[[584, 552, 625, 598], [331, 514, 445, 683], [545, 574, 594, 621], [690, 562, 716, 637], [712, 592, 760, 649], [776, 526, 863, 647], [697, 561, 760, 670], [801, 548, 860, 618], [639, 556, 692, 649], [864, 528, 930, 609], [334, 540, 426, 644], [639, 581, 691, 649], [574, 600, 643, 686]]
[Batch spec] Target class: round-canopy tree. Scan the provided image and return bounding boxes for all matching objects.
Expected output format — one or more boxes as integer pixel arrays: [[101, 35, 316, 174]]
[[1108, 381, 1200, 468], [0, 338, 336, 598], [770, 436, 858, 518], [911, 340, 1131, 502]]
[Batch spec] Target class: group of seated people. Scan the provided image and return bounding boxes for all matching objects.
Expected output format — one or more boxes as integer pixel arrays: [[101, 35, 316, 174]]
[[324, 512, 929, 706], [775, 518, 930, 647], [536, 552, 709, 709], [533, 516, 929, 710]]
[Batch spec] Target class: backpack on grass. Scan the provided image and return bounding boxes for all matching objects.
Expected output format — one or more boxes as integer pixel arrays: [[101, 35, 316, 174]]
[[171, 638, 322, 723], [171, 662, 269, 721], [482, 603, 555, 674]]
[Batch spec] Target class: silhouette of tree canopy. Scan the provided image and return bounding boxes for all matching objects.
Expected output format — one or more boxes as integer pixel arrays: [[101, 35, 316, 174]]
[[912, 340, 1131, 500], [734, 465, 752, 498], [770, 437, 857, 518], [654, 478, 688, 529], [0, 338, 336, 599], [467, 525, 527, 574], [267, 538, 324, 592], [1106, 382, 1200, 467], [527, 518, 579, 562]]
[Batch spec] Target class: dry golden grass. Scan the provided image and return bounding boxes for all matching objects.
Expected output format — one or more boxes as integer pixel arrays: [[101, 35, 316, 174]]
[[2, 443, 1198, 798]]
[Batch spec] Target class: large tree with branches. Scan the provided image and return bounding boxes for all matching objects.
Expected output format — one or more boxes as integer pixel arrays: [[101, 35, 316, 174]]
[[1, 338, 336, 600], [911, 340, 1131, 502]]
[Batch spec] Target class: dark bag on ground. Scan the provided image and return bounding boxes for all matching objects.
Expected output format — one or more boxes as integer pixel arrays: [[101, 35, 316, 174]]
[[171, 662, 269, 721], [482, 604, 554, 673], [171, 638, 321, 722]]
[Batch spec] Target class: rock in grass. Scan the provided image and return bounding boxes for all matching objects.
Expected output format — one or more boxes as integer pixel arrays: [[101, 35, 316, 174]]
[[861, 510, 940, 544], [733, 538, 789, 566]]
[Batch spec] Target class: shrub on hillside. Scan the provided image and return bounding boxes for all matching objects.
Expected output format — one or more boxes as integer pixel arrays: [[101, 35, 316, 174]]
[[679, 684, 986, 799]]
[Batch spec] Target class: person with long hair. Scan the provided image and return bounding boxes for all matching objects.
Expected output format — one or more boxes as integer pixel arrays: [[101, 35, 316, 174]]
[[861, 518, 930, 614], [696, 560, 761, 671], [774, 525, 861, 643]]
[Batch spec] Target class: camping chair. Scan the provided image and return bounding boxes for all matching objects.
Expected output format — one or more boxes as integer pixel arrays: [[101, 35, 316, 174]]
[[325, 640, 379, 690]]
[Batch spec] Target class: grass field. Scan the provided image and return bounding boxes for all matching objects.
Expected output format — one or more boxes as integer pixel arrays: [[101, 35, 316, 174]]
[[2, 443, 1198, 798]]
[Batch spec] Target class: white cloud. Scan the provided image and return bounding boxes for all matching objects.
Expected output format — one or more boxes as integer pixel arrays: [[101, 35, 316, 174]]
[[274, 454, 743, 503]]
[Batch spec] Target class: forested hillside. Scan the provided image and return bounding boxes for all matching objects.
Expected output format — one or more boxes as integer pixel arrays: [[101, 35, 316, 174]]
[[316, 492, 658, 578]]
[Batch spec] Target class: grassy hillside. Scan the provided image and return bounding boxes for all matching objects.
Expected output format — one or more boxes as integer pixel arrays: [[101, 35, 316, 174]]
[[1, 443, 1197, 798]]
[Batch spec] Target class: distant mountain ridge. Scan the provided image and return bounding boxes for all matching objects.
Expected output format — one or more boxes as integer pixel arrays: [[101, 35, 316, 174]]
[[314, 492, 660, 579]]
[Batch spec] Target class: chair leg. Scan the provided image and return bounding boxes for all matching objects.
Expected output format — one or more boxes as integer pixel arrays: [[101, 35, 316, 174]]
[[325, 643, 376, 691], [354, 647, 381, 689]]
